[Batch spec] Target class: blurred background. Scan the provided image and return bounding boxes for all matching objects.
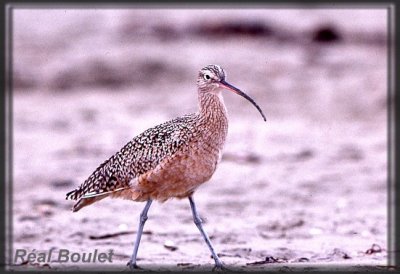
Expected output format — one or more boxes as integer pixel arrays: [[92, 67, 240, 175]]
[[11, 7, 388, 270]]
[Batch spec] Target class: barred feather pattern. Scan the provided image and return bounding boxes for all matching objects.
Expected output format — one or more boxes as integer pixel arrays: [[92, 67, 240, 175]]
[[65, 114, 197, 201]]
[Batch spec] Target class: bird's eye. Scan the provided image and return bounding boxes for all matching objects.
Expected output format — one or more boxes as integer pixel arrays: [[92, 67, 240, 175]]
[[204, 74, 211, 80]]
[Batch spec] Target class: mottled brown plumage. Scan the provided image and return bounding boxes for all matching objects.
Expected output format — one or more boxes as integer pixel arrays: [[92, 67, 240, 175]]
[[66, 64, 266, 270]]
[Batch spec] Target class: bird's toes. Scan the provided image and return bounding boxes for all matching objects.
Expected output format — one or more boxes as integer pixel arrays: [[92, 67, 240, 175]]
[[126, 261, 143, 271], [212, 263, 232, 272]]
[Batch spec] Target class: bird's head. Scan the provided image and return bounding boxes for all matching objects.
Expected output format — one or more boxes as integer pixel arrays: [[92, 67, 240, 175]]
[[197, 64, 266, 122], [197, 64, 226, 91]]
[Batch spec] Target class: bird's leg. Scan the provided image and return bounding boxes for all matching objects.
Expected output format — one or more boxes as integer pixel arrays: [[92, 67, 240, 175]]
[[127, 199, 153, 270], [188, 196, 224, 270]]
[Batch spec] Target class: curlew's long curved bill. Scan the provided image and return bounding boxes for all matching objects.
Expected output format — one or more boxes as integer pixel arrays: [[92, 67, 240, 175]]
[[219, 79, 267, 122]]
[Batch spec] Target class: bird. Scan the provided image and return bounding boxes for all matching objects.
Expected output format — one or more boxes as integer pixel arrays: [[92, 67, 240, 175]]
[[66, 64, 266, 270]]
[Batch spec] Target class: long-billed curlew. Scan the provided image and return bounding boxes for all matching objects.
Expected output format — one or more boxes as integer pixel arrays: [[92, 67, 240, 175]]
[[66, 64, 266, 270]]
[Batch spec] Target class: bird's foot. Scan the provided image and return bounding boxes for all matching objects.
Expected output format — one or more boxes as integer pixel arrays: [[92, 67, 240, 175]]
[[126, 261, 143, 271], [212, 262, 231, 272]]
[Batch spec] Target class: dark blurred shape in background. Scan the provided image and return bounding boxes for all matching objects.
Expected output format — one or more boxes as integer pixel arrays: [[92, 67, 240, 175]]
[[312, 25, 342, 43], [193, 20, 274, 37]]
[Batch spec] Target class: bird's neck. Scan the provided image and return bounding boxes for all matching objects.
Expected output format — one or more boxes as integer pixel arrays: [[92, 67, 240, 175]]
[[198, 90, 228, 123], [197, 89, 229, 150]]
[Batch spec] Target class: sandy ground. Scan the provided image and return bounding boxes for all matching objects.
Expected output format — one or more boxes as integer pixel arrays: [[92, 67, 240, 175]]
[[9, 8, 388, 271]]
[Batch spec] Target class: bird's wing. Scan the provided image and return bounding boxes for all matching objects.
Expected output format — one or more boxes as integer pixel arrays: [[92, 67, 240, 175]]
[[66, 114, 197, 201]]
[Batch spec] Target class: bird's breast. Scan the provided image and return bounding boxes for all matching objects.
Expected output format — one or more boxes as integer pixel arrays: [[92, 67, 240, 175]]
[[132, 118, 228, 201]]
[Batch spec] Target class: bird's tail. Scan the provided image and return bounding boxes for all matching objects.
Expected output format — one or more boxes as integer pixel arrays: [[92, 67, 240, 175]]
[[70, 196, 108, 212], [66, 187, 128, 212], [66, 187, 110, 212], [65, 188, 81, 200]]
